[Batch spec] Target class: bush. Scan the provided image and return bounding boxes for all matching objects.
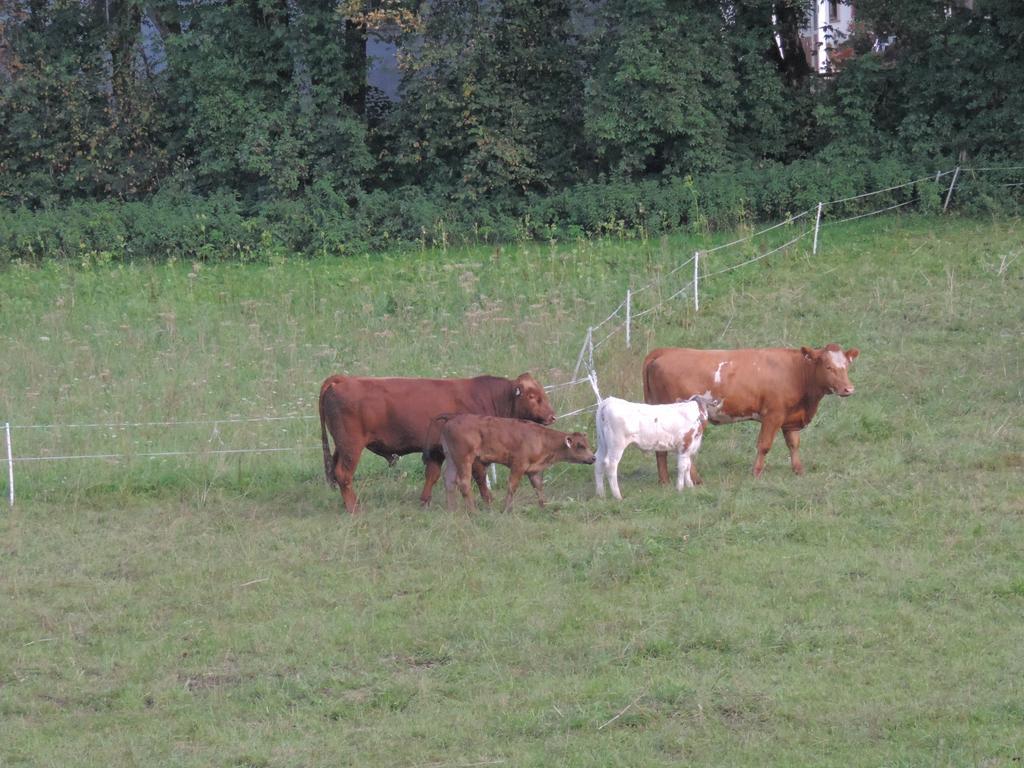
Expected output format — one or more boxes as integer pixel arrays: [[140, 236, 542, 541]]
[[1, 157, 1019, 265]]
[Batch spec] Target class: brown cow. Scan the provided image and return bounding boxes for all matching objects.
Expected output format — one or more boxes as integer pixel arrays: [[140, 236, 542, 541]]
[[319, 373, 555, 514], [643, 344, 859, 479], [434, 414, 596, 512]]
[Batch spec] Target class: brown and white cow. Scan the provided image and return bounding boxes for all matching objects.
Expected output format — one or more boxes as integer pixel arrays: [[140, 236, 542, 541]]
[[433, 414, 596, 512], [642, 344, 860, 479], [595, 395, 713, 499], [319, 373, 555, 514]]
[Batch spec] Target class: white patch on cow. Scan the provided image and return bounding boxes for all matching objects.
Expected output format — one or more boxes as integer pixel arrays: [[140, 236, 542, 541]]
[[713, 361, 728, 384], [827, 349, 848, 369]]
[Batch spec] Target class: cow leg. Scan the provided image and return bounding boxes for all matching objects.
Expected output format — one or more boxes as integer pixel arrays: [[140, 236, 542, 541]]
[[605, 444, 626, 501], [753, 419, 782, 478], [676, 451, 695, 490], [420, 447, 445, 507], [527, 472, 546, 508], [332, 445, 364, 515], [471, 460, 494, 505], [503, 469, 524, 513], [655, 450, 670, 485], [443, 459, 459, 512], [594, 443, 607, 497], [689, 462, 703, 486], [783, 429, 804, 475], [456, 458, 476, 513]]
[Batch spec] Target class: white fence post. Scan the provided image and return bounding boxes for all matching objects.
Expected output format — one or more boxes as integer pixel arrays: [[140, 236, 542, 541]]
[[693, 251, 700, 312], [5, 422, 13, 508], [812, 202, 823, 255], [625, 289, 632, 349], [943, 166, 961, 213]]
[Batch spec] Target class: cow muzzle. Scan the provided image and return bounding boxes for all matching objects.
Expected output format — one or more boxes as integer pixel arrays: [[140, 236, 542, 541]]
[[837, 385, 855, 397]]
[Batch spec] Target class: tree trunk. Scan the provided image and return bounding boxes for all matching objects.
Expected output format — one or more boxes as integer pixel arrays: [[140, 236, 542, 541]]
[[107, 0, 142, 124], [344, 18, 367, 115], [772, 0, 813, 84]]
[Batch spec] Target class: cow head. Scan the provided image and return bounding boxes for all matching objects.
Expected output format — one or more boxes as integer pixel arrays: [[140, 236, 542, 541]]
[[801, 344, 860, 397], [686, 393, 721, 423], [512, 373, 556, 425], [563, 432, 596, 464]]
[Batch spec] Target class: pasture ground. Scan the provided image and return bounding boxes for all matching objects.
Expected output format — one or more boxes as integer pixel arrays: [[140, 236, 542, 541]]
[[1, 216, 1023, 766]]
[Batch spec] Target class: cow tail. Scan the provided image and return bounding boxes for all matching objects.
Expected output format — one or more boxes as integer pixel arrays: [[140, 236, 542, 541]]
[[422, 413, 455, 465], [319, 382, 337, 488], [642, 354, 656, 404]]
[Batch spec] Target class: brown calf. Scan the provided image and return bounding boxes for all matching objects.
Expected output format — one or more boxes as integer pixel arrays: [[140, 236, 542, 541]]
[[433, 414, 596, 512]]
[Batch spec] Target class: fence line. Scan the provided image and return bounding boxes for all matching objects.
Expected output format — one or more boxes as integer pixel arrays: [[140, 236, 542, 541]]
[[660, 252, 697, 281], [823, 196, 920, 227], [630, 305, 660, 321], [544, 377, 592, 393], [5, 162, 1022, 503], [591, 299, 626, 333], [5, 423, 13, 507], [702, 208, 814, 256], [962, 165, 1024, 172], [10, 413, 316, 431], [555, 403, 599, 420], [703, 230, 812, 280], [664, 279, 696, 304], [592, 322, 624, 352], [823, 173, 948, 205], [13, 446, 316, 463]]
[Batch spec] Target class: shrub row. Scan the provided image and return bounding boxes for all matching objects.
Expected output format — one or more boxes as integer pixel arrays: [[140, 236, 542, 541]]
[[1, 160, 1018, 264]]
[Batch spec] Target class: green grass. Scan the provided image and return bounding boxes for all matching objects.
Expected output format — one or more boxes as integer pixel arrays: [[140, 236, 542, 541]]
[[1, 215, 1023, 766]]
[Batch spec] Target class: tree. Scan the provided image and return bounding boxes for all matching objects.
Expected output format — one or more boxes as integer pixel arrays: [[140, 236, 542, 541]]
[[387, 0, 585, 200], [821, 0, 1024, 161], [0, 0, 175, 205]]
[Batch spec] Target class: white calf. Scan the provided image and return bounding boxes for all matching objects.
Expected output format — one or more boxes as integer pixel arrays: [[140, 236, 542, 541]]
[[595, 395, 711, 500]]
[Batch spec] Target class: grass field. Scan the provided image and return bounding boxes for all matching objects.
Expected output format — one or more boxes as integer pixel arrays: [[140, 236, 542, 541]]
[[1, 215, 1023, 766]]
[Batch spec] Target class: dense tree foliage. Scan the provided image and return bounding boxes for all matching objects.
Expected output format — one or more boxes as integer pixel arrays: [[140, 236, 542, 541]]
[[0, 0, 1021, 256], [384, 0, 584, 199]]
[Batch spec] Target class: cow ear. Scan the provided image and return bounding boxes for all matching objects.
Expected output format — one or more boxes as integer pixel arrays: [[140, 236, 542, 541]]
[[514, 386, 521, 397], [564, 436, 572, 448], [801, 346, 815, 359], [846, 348, 860, 361]]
